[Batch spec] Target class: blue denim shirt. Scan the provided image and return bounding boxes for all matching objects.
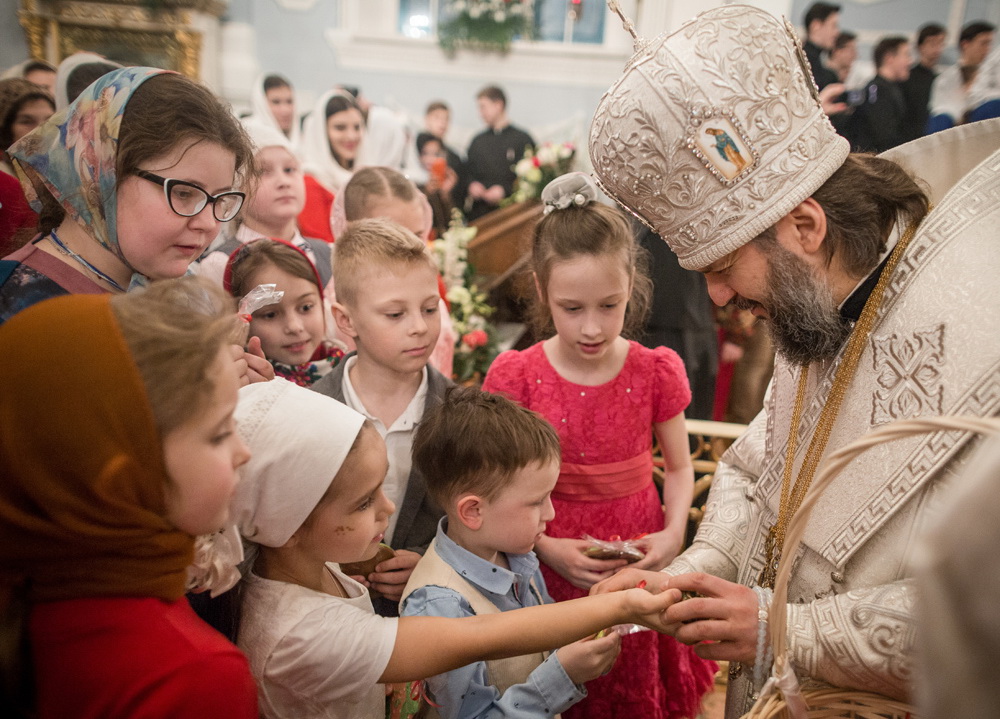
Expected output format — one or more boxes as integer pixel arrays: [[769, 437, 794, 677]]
[[400, 519, 586, 718]]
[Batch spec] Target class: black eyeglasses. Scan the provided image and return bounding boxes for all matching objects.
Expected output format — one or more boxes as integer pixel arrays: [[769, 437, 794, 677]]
[[136, 170, 245, 222]]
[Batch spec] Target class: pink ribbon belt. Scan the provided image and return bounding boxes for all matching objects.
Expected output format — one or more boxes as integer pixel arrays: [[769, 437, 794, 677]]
[[553, 452, 653, 502]]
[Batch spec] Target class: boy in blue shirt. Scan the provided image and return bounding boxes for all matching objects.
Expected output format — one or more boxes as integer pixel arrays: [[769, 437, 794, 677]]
[[401, 387, 621, 718]]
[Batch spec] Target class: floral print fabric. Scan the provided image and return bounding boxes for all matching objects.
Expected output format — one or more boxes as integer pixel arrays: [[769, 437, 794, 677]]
[[8, 67, 167, 258], [270, 341, 345, 388]]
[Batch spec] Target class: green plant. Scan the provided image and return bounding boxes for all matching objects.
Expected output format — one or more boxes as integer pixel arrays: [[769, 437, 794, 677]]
[[438, 0, 534, 55]]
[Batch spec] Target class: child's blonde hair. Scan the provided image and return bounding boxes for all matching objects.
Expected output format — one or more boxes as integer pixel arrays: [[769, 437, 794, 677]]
[[343, 166, 419, 221], [110, 277, 240, 436], [413, 386, 561, 508], [528, 202, 652, 338], [333, 218, 438, 306]]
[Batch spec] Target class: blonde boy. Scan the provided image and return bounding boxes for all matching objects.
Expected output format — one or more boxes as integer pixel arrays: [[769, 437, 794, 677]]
[[400, 387, 621, 719], [312, 218, 451, 607]]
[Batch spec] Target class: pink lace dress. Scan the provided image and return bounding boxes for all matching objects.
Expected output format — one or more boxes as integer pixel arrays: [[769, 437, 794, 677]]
[[482, 340, 717, 719]]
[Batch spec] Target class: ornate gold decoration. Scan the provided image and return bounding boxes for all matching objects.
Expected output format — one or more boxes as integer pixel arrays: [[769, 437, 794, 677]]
[[758, 216, 924, 589], [16, 0, 223, 78]]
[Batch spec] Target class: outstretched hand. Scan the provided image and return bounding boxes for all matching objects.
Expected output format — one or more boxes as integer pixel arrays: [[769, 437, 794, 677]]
[[665, 572, 760, 663], [621, 585, 684, 634], [590, 567, 672, 597]]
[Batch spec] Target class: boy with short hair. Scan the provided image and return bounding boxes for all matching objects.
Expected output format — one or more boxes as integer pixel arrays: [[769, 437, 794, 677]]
[[401, 387, 620, 719], [312, 217, 452, 609]]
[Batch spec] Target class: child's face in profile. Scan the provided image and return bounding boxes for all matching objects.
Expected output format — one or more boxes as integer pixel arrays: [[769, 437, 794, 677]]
[[299, 426, 395, 565], [247, 146, 305, 226], [163, 346, 250, 536], [476, 459, 559, 556], [248, 262, 325, 366], [340, 262, 441, 375]]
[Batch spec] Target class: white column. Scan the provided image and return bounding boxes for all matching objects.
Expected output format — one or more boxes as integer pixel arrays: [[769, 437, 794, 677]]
[[219, 21, 261, 114]]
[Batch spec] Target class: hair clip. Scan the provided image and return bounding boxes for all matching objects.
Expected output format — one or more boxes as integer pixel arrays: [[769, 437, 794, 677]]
[[541, 171, 600, 214]]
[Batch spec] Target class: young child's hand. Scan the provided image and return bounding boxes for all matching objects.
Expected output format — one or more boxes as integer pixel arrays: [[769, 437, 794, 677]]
[[231, 340, 275, 387], [535, 536, 629, 590], [629, 528, 684, 572], [556, 631, 621, 685], [620, 583, 684, 635], [368, 549, 422, 602], [244, 337, 275, 383]]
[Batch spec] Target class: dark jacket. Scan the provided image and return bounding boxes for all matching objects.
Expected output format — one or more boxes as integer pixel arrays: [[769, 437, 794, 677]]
[[900, 63, 937, 142], [850, 75, 908, 153], [310, 354, 450, 555], [804, 40, 839, 90]]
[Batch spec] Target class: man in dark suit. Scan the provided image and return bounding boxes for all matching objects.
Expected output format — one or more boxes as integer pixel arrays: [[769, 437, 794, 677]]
[[851, 36, 912, 152], [901, 23, 947, 142], [465, 85, 534, 220], [803, 2, 842, 90]]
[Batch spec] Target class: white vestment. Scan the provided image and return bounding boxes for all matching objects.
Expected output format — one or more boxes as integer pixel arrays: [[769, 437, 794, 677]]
[[664, 119, 1000, 718]]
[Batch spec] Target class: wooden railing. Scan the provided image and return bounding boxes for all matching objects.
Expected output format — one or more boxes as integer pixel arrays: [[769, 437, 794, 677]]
[[653, 419, 748, 535]]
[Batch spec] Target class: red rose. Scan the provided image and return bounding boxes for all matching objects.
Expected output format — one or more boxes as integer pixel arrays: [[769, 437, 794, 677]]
[[531, 156, 541, 168], [462, 330, 488, 348]]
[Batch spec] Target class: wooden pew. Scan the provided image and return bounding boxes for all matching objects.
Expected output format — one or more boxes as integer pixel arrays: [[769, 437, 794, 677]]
[[467, 200, 543, 293]]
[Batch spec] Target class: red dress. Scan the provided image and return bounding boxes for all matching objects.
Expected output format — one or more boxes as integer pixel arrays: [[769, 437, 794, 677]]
[[31, 596, 258, 719], [483, 340, 717, 719]]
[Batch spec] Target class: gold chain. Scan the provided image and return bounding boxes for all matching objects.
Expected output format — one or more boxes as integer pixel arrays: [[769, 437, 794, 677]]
[[759, 215, 923, 588]]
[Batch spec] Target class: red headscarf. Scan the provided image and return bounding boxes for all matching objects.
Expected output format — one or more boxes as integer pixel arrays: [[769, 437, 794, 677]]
[[0, 295, 193, 606]]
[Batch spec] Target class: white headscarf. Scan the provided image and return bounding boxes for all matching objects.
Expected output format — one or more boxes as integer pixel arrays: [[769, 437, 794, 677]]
[[358, 104, 409, 171], [300, 89, 366, 194], [54, 52, 122, 110], [247, 72, 302, 152], [230, 380, 366, 548], [243, 119, 295, 155]]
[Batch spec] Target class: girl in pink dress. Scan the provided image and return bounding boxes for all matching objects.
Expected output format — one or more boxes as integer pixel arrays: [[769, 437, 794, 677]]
[[482, 173, 717, 719]]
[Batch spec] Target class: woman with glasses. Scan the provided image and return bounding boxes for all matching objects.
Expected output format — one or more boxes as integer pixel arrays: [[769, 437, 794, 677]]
[[0, 67, 257, 326]]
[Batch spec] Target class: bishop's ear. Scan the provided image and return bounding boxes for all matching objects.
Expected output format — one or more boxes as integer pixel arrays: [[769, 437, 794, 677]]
[[786, 197, 828, 257]]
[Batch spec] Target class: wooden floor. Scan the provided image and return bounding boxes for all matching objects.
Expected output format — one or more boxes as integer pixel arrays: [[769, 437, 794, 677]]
[[696, 667, 727, 719]]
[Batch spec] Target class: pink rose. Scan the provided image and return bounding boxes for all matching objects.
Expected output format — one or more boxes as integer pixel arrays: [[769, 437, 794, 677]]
[[462, 330, 488, 348]]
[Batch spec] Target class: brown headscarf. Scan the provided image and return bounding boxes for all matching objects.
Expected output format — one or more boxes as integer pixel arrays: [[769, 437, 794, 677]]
[[0, 294, 193, 605]]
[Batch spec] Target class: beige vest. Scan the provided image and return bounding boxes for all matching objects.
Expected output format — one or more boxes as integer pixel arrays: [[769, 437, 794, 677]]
[[401, 540, 559, 719]]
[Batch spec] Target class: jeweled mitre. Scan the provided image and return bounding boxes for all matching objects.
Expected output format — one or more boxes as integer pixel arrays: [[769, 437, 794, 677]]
[[589, 4, 850, 270]]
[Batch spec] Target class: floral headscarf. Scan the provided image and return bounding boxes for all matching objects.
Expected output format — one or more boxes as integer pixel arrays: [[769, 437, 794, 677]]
[[8, 66, 168, 268]]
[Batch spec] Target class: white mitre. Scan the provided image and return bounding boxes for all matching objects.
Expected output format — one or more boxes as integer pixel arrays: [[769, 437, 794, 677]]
[[589, 4, 849, 270]]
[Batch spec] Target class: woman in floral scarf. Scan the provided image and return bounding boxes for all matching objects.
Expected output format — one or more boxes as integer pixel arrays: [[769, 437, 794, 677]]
[[0, 66, 257, 326]]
